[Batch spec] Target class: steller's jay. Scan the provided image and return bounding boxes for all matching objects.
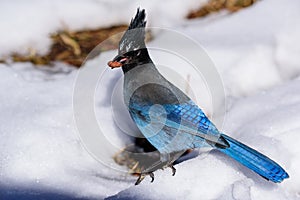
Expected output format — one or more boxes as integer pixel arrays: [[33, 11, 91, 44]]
[[108, 8, 289, 185]]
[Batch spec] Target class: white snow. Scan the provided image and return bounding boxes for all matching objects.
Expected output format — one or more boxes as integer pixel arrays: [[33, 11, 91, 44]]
[[179, 0, 300, 97], [1, 0, 300, 199]]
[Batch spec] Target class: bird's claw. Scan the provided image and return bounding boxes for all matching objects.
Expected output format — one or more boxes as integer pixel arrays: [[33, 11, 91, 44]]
[[134, 164, 176, 185], [149, 172, 155, 182], [135, 172, 155, 185], [169, 165, 176, 176]]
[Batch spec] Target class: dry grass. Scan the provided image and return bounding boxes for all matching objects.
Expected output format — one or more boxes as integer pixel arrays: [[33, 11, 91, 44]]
[[12, 25, 127, 67], [187, 0, 256, 18]]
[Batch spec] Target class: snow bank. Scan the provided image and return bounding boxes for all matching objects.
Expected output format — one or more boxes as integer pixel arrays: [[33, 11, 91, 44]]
[[0, 63, 133, 199], [180, 0, 300, 97]]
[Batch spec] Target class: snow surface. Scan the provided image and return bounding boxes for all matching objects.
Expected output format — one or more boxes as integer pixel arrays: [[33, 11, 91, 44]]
[[1, 0, 300, 199]]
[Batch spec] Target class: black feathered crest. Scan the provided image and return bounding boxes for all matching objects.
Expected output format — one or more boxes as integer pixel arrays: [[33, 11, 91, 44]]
[[119, 8, 146, 55]]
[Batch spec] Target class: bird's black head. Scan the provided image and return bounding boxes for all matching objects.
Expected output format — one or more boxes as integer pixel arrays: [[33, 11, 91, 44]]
[[107, 8, 152, 73], [108, 48, 152, 73]]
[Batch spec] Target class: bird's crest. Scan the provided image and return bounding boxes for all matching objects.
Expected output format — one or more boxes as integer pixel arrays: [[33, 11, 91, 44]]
[[119, 8, 146, 55]]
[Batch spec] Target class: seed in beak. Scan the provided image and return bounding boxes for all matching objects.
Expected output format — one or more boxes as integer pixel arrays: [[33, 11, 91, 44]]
[[108, 61, 123, 69]]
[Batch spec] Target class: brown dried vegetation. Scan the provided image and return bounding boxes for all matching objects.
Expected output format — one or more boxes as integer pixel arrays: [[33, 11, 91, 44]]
[[10, 0, 256, 68], [187, 0, 256, 18]]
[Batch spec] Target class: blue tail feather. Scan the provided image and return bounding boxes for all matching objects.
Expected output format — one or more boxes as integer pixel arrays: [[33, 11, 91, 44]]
[[218, 134, 289, 183]]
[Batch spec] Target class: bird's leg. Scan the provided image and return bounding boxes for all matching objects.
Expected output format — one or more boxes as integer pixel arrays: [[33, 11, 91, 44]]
[[149, 172, 155, 182], [135, 174, 146, 185], [135, 172, 155, 185], [169, 164, 176, 176]]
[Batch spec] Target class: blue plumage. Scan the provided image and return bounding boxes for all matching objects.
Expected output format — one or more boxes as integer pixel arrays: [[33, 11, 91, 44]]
[[129, 100, 221, 153], [108, 8, 289, 184], [219, 134, 289, 183]]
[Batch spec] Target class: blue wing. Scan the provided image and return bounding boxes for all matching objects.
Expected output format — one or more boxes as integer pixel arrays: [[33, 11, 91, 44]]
[[129, 100, 225, 153]]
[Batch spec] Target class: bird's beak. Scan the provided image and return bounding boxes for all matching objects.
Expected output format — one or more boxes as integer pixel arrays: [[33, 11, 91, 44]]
[[107, 55, 128, 69]]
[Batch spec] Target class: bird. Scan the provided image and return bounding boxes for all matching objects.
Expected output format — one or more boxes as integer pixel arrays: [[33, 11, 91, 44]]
[[107, 8, 289, 185]]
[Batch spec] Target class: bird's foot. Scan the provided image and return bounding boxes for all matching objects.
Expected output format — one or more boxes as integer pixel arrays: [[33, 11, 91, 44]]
[[169, 164, 176, 176], [135, 172, 155, 185]]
